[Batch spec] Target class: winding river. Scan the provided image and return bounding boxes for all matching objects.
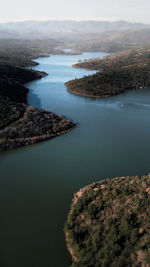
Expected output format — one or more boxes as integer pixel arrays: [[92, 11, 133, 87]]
[[1, 52, 150, 267]]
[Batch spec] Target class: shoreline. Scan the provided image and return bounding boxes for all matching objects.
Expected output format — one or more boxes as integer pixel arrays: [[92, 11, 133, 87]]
[[72, 63, 97, 71], [0, 55, 76, 152], [65, 83, 110, 98], [65, 175, 150, 266], [64, 184, 93, 264], [65, 232, 79, 263], [0, 123, 76, 152]]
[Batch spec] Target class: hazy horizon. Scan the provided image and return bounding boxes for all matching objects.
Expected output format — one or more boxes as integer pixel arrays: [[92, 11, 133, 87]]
[[1, 19, 150, 25], [0, 0, 150, 24]]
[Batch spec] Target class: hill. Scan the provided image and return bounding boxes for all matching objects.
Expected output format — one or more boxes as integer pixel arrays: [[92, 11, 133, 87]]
[[0, 95, 75, 151], [1, 21, 150, 53], [65, 175, 150, 266], [0, 20, 149, 39], [60, 28, 150, 53], [65, 46, 150, 98], [0, 43, 75, 151]]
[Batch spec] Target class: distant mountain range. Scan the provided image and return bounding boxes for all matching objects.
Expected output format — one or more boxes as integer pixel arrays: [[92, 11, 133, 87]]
[[0, 20, 150, 53], [0, 20, 150, 39]]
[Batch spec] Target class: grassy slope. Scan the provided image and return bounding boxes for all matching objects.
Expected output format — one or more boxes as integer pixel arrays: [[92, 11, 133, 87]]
[[65, 175, 150, 267]]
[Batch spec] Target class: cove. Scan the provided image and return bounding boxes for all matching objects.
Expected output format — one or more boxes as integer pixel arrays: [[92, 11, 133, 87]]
[[1, 52, 150, 267]]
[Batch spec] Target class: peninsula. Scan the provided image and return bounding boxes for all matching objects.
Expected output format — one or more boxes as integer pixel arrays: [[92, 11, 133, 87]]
[[65, 175, 150, 266], [65, 46, 150, 98], [0, 41, 75, 151]]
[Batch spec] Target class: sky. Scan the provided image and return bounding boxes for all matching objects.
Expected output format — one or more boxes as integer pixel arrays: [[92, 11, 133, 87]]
[[0, 0, 150, 24]]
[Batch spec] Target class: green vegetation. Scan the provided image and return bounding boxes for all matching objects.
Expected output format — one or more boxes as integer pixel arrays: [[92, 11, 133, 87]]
[[0, 63, 47, 104], [65, 46, 150, 97], [65, 175, 150, 266], [0, 96, 75, 151], [0, 41, 76, 151], [0, 95, 26, 129], [0, 39, 63, 67]]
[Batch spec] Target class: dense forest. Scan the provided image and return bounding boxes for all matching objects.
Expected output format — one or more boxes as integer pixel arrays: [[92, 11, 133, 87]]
[[0, 41, 75, 151], [65, 175, 150, 267], [65, 46, 150, 97], [0, 95, 75, 151]]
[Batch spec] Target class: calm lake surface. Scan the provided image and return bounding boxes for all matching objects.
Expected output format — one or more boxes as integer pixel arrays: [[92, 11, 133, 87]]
[[1, 52, 150, 267]]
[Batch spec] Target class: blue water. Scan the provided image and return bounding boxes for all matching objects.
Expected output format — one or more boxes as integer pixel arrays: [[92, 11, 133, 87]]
[[1, 52, 150, 267]]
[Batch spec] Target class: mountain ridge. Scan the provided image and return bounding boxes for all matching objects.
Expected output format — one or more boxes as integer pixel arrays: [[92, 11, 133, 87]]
[[0, 20, 149, 39]]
